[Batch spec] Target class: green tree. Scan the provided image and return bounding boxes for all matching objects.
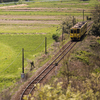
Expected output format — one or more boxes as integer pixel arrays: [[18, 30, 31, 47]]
[[61, 16, 77, 34], [91, 4, 100, 36], [0, 0, 3, 3]]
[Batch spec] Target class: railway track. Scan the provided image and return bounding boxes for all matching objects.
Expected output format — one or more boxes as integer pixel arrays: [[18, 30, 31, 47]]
[[20, 21, 93, 100], [87, 21, 93, 31], [20, 41, 76, 100]]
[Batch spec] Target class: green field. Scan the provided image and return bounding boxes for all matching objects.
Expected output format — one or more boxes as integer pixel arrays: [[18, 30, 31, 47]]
[[0, 0, 100, 92], [0, 34, 54, 91]]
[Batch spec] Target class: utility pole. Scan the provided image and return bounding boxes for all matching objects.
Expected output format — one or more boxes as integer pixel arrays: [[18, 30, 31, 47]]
[[83, 9, 84, 21], [45, 37, 47, 54], [73, 16, 74, 26], [21, 48, 25, 79], [62, 26, 64, 41], [22, 48, 24, 73]]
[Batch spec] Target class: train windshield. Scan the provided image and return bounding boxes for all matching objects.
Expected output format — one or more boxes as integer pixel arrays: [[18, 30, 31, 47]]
[[77, 29, 80, 33], [71, 29, 73, 33], [74, 30, 76, 33]]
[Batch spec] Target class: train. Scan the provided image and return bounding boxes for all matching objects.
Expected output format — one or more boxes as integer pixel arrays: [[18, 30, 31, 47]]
[[70, 21, 87, 40]]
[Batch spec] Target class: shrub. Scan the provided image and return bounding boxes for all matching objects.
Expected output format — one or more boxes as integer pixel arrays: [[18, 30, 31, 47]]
[[52, 34, 59, 42], [92, 23, 100, 36], [91, 4, 100, 36]]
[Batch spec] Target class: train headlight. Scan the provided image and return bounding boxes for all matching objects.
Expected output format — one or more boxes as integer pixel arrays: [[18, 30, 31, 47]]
[[71, 34, 73, 36]]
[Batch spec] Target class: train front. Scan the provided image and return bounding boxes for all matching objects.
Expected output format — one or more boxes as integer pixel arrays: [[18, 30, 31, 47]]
[[70, 28, 80, 40]]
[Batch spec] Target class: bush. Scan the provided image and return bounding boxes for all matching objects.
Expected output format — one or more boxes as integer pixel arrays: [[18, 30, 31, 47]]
[[91, 4, 100, 36], [52, 34, 59, 42], [92, 23, 100, 36]]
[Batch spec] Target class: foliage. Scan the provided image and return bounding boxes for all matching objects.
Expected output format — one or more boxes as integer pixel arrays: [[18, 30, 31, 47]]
[[91, 4, 100, 36], [92, 4, 100, 22], [0, 0, 18, 3], [75, 50, 92, 65], [52, 34, 59, 42], [61, 16, 77, 34], [92, 22, 100, 36], [18, 0, 23, 4], [23, 72, 100, 100]]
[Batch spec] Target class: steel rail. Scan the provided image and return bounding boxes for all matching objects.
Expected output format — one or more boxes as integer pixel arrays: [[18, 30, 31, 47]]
[[29, 42, 77, 95], [28, 22, 93, 95], [57, 42, 76, 63], [20, 40, 73, 100], [87, 21, 93, 30]]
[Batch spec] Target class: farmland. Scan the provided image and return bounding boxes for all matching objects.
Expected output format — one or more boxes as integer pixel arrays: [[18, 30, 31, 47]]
[[0, 0, 99, 96]]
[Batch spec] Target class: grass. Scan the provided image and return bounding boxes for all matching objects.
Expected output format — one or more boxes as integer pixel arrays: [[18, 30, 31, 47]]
[[0, 24, 57, 34], [97, 39, 100, 44], [27, 0, 99, 8], [0, 10, 90, 16], [0, 34, 54, 91], [75, 50, 93, 65]]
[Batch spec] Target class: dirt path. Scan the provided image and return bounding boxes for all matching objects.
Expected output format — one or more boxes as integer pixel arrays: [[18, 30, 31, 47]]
[[0, 15, 61, 19], [0, 4, 27, 9], [0, 19, 61, 25]]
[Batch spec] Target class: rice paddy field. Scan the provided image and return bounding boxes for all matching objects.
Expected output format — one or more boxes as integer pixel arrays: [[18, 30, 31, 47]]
[[0, 0, 100, 92]]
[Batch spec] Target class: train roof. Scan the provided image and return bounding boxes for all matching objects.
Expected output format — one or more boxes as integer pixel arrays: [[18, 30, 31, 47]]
[[71, 21, 87, 29]]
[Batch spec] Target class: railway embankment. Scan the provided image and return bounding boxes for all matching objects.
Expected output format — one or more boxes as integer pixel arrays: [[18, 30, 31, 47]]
[[41, 34, 100, 100], [25, 34, 100, 99]]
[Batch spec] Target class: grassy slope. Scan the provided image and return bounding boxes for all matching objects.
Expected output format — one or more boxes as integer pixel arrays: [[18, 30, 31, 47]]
[[0, 34, 54, 90]]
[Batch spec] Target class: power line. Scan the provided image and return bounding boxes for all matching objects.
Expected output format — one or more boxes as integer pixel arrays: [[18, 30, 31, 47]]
[[0, 39, 45, 73], [0, 51, 21, 74], [25, 40, 45, 52]]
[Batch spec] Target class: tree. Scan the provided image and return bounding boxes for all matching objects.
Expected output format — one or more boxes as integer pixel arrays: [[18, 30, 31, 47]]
[[61, 16, 77, 34], [91, 4, 100, 36], [0, 0, 3, 3], [92, 4, 100, 23]]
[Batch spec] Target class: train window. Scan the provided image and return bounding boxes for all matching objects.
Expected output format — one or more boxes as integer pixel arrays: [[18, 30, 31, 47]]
[[71, 29, 73, 33], [77, 29, 80, 33], [74, 30, 76, 33]]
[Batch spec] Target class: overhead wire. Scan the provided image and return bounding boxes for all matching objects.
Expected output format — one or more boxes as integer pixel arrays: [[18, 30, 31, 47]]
[[0, 39, 45, 74], [25, 39, 45, 52], [0, 51, 21, 74]]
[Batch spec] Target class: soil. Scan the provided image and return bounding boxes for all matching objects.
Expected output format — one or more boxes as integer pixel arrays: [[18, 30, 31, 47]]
[[0, 19, 61, 25], [0, 15, 60, 19], [0, 4, 27, 9]]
